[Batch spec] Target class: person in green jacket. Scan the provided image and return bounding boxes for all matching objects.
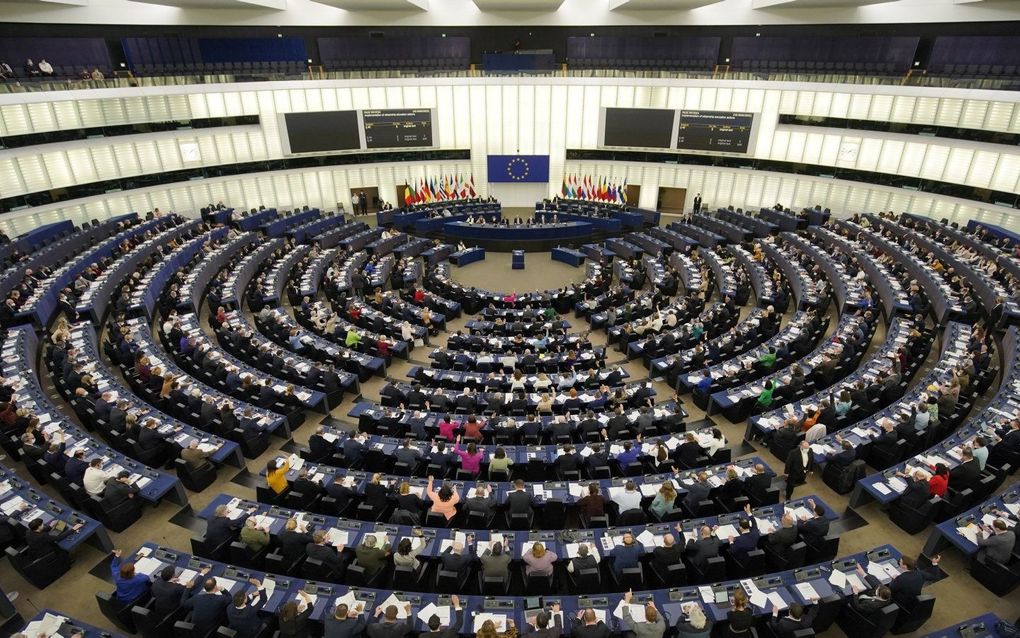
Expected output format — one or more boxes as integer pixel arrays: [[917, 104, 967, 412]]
[[345, 328, 361, 348], [755, 379, 776, 409], [240, 516, 270, 553], [758, 347, 777, 370]]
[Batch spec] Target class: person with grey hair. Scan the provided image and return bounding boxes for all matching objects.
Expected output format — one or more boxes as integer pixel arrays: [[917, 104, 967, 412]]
[[355, 534, 390, 575]]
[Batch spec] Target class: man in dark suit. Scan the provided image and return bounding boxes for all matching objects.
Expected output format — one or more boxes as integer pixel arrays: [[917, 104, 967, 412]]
[[524, 606, 563, 638], [440, 538, 475, 579], [138, 419, 170, 454], [109, 400, 129, 432], [462, 483, 496, 522], [796, 500, 830, 547], [765, 513, 798, 559], [206, 503, 253, 548], [896, 470, 931, 510], [102, 470, 140, 507], [783, 440, 815, 500], [767, 602, 818, 638], [151, 565, 191, 617], [308, 427, 334, 460], [650, 532, 684, 571], [743, 463, 773, 503], [609, 533, 644, 576], [367, 602, 414, 638], [43, 442, 68, 475], [418, 594, 463, 638], [506, 479, 534, 516], [454, 387, 476, 413], [871, 419, 900, 460], [226, 579, 269, 635], [726, 505, 760, 562], [306, 530, 347, 576], [856, 554, 940, 611], [849, 582, 893, 620], [94, 391, 114, 422], [293, 469, 325, 499], [684, 524, 720, 570], [571, 609, 610, 638], [64, 449, 89, 487], [682, 472, 712, 514], [828, 438, 856, 469], [25, 517, 82, 559], [342, 433, 368, 466], [326, 602, 368, 638], [949, 447, 981, 491], [182, 574, 231, 635]]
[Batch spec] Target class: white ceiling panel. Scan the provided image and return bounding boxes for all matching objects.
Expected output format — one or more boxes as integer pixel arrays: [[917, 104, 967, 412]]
[[308, 0, 426, 8], [610, 0, 725, 8], [472, 0, 564, 9]]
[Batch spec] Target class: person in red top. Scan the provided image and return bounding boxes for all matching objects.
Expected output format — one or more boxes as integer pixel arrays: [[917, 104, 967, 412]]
[[214, 306, 227, 326], [377, 339, 391, 358], [348, 306, 361, 321], [413, 288, 425, 304], [438, 415, 458, 441], [462, 416, 484, 442], [928, 463, 949, 497]]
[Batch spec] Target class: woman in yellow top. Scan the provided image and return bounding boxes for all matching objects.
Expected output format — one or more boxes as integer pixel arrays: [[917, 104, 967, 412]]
[[267, 458, 290, 494]]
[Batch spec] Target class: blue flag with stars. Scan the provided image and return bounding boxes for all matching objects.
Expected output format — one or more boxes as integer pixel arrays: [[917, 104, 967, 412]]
[[486, 155, 550, 183]]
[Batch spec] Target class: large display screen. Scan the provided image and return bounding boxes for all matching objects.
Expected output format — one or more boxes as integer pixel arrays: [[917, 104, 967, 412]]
[[363, 109, 434, 149], [677, 110, 755, 153], [602, 107, 675, 148], [284, 111, 360, 153]]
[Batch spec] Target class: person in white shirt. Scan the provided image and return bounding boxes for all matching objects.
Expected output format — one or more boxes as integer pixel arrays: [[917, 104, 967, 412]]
[[38, 59, 54, 76], [400, 321, 413, 342], [613, 480, 643, 513], [83, 458, 112, 495]]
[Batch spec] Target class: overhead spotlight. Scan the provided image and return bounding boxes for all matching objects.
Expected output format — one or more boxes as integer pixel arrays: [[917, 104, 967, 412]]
[[277, 33, 283, 38], [119, 62, 126, 67], [308, 58, 313, 63], [755, 32, 761, 37], [914, 61, 920, 66], [442, 33, 447, 37], [725, 58, 730, 63], [590, 32, 595, 37]]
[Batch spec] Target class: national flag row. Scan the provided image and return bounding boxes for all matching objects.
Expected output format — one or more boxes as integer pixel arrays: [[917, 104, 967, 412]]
[[559, 174, 629, 204], [404, 175, 477, 205]]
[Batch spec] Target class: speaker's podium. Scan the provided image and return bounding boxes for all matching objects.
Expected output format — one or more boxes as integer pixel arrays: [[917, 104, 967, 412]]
[[512, 250, 525, 269]]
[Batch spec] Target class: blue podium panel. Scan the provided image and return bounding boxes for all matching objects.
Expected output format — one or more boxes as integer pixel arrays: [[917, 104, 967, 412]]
[[552, 247, 585, 266], [450, 247, 485, 266], [512, 250, 525, 269]]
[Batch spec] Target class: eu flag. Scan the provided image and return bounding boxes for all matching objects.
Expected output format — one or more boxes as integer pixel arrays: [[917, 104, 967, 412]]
[[487, 155, 550, 183]]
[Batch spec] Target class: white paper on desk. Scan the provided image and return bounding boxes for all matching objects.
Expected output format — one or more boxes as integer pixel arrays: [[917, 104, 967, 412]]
[[27, 612, 66, 638], [846, 573, 865, 591], [755, 517, 777, 534], [176, 568, 198, 585], [872, 483, 892, 496], [379, 593, 408, 619], [566, 542, 600, 562], [134, 556, 163, 576], [795, 583, 819, 600], [215, 577, 238, 593], [364, 531, 388, 548], [568, 483, 585, 498], [636, 530, 657, 547], [866, 562, 889, 581], [882, 563, 901, 579], [766, 591, 787, 611], [613, 601, 644, 622], [789, 506, 813, 521], [325, 529, 349, 547], [699, 586, 714, 604], [1006, 503, 1020, 517], [321, 432, 338, 444], [715, 524, 740, 540], [334, 591, 358, 609], [639, 483, 660, 498], [957, 526, 979, 544], [417, 603, 451, 626], [828, 570, 847, 589], [748, 590, 768, 609], [887, 477, 907, 493], [473, 613, 506, 632]]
